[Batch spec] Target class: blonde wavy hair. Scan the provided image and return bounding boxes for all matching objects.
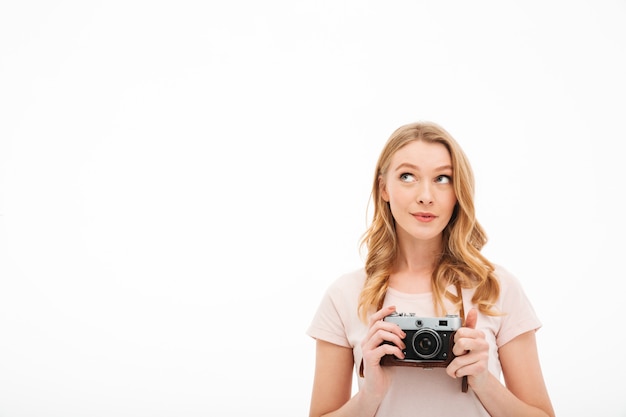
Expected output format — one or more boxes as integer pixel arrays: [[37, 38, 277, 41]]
[[358, 121, 501, 322]]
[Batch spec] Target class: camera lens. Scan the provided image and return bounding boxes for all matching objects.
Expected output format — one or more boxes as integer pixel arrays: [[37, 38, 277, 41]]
[[411, 329, 441, 359]]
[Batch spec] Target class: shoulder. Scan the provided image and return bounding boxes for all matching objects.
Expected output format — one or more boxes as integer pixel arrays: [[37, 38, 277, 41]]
[[329, 267, 366, 291], [492, 263, 519, 284], [307, 268, 367, 346], [491, 263, 528, 299], [490, 263, 542, 338], [322, 267, 366, 302]]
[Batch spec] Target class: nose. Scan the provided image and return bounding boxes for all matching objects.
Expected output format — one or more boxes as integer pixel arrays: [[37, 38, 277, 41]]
[[417, 183, 433, 205], [418, 197, 433, 205]]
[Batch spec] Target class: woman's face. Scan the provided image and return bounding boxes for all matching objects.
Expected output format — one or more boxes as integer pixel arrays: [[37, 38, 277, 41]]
[[380, 140, 458, 245]]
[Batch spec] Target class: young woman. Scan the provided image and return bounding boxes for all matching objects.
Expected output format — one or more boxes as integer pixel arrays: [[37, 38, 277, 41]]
[[307, 121, 555, 417]]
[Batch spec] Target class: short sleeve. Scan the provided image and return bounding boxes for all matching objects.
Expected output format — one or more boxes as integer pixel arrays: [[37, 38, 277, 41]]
[[306, 270, 366, 349], [494, 265, 542, 347]]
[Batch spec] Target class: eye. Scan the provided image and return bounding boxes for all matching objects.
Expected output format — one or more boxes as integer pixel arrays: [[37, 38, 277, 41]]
[[400, 173, 416, 183], [435, 175, 451, 184]]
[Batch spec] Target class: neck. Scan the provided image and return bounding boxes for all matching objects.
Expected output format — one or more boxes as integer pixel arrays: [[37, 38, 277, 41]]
[[389, 240, 442, 293]]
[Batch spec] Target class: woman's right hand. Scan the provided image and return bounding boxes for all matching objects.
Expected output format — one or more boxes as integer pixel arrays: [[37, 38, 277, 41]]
[[359, 305, 406, 400]]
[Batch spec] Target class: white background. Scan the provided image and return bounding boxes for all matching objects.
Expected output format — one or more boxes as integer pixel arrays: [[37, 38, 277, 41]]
[[1, 1, 625, 416]]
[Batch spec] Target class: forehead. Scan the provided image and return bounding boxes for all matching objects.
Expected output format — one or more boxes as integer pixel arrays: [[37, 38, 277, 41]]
[[389, 140, 452, 169]]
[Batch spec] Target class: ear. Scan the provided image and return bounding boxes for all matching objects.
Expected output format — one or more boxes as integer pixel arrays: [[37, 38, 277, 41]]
[[379, 176, 389, 202]]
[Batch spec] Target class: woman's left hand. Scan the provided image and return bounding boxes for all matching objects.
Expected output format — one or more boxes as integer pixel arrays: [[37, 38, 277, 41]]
[[446, 308, 490, 390]]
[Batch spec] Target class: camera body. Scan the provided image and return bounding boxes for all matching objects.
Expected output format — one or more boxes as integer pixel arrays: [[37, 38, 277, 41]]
[[380, 312, 462, 368]]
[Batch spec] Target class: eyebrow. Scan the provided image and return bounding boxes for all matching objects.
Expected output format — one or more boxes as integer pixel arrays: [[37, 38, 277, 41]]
[[394, 162, 453, 172]]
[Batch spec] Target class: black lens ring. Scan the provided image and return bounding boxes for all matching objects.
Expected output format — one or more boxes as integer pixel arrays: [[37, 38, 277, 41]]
[[411, 328, 442, 359]]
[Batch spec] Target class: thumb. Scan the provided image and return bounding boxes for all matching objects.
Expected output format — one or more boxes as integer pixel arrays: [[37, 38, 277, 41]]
[[465, 308, 478, 329]]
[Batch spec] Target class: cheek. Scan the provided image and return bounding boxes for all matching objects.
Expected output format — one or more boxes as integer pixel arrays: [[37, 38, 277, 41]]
[[386, 185, 412, 206], [444, 195, 458, 214], [436, 190, 457, 212]]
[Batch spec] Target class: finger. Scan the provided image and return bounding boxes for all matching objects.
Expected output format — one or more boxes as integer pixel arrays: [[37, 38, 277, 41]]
[[376, 342, 406, 360], [446, 353, 476, 378], [464, 307, 478, 329], [365, 306, 405, 342], [363, 325, 407, 351], [361, 343, 406, 378], [368, 305, 397, 325], [453, 330, 487, 356], [452, 338, 476, 356], [362, 334, 406, 368], [449, 358, 488, 379]]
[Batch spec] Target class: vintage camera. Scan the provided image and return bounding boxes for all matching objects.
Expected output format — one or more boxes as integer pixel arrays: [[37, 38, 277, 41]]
[[380, 312, 462, 368]]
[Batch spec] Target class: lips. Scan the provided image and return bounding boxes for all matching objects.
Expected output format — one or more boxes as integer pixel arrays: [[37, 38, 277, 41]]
[[412, 212, 437, 222]]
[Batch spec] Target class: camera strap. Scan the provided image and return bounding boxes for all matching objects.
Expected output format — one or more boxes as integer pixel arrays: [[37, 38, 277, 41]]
[[455, 281, 469, 393], [455, 281, 466, 326]]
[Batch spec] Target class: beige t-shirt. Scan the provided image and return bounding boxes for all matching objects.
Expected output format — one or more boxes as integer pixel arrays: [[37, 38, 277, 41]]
[[307, 265, 541, 417]]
